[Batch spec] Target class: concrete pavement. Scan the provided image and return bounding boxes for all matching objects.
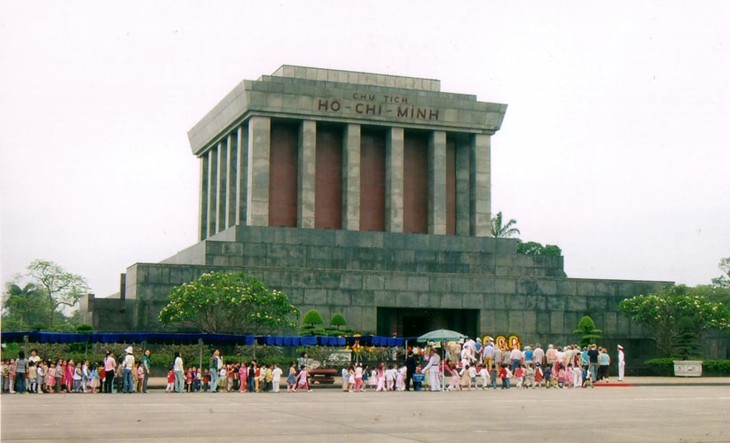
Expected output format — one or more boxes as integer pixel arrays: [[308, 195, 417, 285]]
[[2, 381, 729, 442]]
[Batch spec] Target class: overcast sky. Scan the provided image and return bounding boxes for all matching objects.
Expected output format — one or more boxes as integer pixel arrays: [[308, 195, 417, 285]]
[[1, 1, 729, 298]]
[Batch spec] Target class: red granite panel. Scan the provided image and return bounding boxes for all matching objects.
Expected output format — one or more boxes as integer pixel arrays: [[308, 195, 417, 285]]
[[315, 124, 343, 229], [269, 121, 298, 227]]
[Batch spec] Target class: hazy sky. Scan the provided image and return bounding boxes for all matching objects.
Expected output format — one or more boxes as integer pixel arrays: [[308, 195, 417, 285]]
[[1, 1, 729, 298]]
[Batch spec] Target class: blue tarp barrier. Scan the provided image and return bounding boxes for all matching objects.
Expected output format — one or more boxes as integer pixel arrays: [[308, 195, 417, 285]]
[[0, 332, 405, 347]]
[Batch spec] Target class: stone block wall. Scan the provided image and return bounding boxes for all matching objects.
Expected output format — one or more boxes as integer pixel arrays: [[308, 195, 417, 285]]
[[109, 226, 679, 359]]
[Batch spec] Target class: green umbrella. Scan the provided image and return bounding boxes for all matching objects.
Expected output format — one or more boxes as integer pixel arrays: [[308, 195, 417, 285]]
[[417, 329, 467, 392], [417, 329, 467, 343]]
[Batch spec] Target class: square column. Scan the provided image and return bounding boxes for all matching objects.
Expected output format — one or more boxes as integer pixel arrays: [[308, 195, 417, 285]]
[[428, 130, 447, 235], [469, 133, 491, 237], [198, 154, 209, 240], [247, 116, 271, 226], [216, 139, 228, 233], [235, 124, 249, 225], [342, 124, 361, 231], [207, 145, 218, 238], [298, 120, 316, 229], [455, 136, 470, 236], [225, 133, 237, 229], [385, 127, 404, 233]]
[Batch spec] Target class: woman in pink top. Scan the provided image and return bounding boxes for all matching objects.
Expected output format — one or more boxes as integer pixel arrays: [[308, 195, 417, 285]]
[[238, 362, 248, 393], [64, 360, 75, 393], [103, 351, 116, 394]]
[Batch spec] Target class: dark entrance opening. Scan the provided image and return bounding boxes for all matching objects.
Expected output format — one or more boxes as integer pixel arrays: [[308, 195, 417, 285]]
[[377, 308, 478, 338]]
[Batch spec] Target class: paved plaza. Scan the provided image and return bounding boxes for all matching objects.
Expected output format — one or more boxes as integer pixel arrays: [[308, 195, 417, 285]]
[[2, 380, 729, 442]]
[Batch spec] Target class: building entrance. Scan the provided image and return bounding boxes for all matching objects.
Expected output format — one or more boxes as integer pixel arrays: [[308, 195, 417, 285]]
[[377, 307, 478, 338]]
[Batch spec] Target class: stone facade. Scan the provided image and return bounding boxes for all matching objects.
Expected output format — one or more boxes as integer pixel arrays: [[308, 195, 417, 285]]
[[84, 65, 727, 361]]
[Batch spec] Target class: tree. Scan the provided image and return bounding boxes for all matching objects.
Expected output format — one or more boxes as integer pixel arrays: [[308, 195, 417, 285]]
[[300, 309, 325, 336], [3, 260, 89, 330], [158, 272, 299, 334], [1, 283, 49, 331], [572, 315, 602, 347], [490, 211, 520, 238], [619, 285, 730, 357], [516, 241, 562, 256], [712, 256, 730, 288], [329, 313, 347, 329]]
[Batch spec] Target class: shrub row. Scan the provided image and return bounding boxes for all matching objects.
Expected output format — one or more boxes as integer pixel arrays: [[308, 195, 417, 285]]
[[643, 358, 730, 376]]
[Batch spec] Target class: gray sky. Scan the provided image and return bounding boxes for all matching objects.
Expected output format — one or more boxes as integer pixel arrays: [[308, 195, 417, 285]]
[[1, 1, 729, 298]]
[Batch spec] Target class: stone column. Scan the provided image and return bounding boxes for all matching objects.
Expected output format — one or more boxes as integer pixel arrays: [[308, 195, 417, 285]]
[[342, 124, 361, 231], [235, 124, 249, 225], [455, 136, 471, 236], [207, 145, 218, 238], [199, 154, 209, 240], [469, 133, 491, 237], [216, 139, 228, 233], [428, 130, 447, 235], [247, 116, 271, 226], [298, 120, 316, 229], [385, 127, 404, 233], [225, 132, 237, 229]]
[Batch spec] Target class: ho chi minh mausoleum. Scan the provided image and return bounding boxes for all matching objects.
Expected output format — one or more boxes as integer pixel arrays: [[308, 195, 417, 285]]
[[85, 65, 710, 357]]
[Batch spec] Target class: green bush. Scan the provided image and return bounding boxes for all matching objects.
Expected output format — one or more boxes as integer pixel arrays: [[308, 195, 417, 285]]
[[644, 358, 730, 376]]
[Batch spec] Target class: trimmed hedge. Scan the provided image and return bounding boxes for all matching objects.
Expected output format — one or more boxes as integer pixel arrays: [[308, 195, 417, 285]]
[[644, 358, 730, 376]]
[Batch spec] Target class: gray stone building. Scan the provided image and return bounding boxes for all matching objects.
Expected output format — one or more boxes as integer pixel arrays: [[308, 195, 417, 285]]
[[87, 65, 717, 358]]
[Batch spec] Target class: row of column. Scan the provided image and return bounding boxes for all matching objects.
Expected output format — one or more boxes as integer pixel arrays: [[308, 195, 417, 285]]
[[199, 116, 491, 240]]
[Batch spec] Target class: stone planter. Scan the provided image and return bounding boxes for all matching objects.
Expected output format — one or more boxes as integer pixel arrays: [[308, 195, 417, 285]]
[[673, 360, 703, 377]]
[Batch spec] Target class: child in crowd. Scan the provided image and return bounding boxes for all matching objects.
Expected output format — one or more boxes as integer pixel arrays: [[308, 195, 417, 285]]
[[572, 364, 583, 388], [525, 364, 535, 388], [376, 363, 386, 392], [489, 364, 498, 389], [361, 365, 369, 391], [582, 366, 594, 388], [36, 361, 47, 394], [287, 363, 297, 392], [467, 364, 477, 391], [395, 365, 406, 391], [499, 364, 511, 389], [478, 365, 489, 389], [8, 359, 17, 394], [46, 361, 57, 393], [28, 362, 37, 394], [202, 369, 210, 392], [271, 364, 282, 393], [165, 368, 175, 393], [89, 363, 100, 393], [413, 367, 424, 391], [239, 363, 248, 393], [369, 366, 378, 391], [534, 363, 544, 387], [73, 364, 82, 392], [557, 364, 566, 388], [185, 368, 193, 392], [448, 363, 461, 391], [385, 364, 396, 391], [293, 366, 310, 392], [136, 363, 144, 393], [514, 365, 524, 388]]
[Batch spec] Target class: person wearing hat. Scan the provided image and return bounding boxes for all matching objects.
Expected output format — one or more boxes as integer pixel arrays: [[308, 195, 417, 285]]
[[121, 346, 135, 393], [617, 345, 625, 381]]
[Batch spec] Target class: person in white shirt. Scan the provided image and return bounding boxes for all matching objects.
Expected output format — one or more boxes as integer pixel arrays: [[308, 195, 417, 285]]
[[271, 364, 283, 392], [422, 348, 442, 391], [617, 345, 625, 381]]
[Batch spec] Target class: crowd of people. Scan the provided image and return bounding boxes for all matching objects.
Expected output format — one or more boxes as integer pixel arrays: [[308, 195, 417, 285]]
[[408, 338, 626, 392], [1, 339, 626, 394]]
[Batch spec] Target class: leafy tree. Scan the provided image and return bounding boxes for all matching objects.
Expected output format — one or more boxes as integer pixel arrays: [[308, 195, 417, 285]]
[[516, 241, 562, 256], [158, 272, 299, 334], [572, 315, 602, 347], [3, 260, 88, 330], [2, 283, 46, 331], [302, 310, 324, 328], [712, 256, 730, 288], [490, 211, 520, 238], [619, 285, 730, 357], [329, 313, 347, 329]]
